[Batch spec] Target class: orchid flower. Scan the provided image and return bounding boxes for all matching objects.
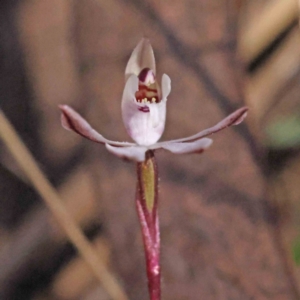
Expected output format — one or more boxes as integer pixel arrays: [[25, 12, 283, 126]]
[[59, 39, 248, 163], [59, 39, 248, 300]]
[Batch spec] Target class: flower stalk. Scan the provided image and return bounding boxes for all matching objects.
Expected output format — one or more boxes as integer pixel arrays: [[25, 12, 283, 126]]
[[136, 150, 160, 300], [59, 38, 249, 300]]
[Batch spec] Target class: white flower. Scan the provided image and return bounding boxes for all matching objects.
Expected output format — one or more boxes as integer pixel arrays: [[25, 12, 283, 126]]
[[59, 39, 248, 162]]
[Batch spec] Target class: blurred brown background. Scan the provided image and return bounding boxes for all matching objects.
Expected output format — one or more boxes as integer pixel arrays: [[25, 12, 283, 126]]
[[0, 0, 300, 299]]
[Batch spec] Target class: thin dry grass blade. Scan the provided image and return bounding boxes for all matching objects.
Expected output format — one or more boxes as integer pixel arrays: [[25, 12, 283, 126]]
[[240, 0, 298, 63], [0, 109, 128, 300]]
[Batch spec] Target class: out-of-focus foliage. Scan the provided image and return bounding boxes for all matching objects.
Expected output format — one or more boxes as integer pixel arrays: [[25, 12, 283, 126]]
[[266, 115, 300, 149], [292, 237, 300, 265]]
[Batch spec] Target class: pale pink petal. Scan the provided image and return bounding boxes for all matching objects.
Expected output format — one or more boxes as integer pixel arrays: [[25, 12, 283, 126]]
[[123, 101, 166, 146], [105, 144, 148, 162], [158, 107, 248, 145], [161, 74, 171, 100], [158, 138, 212, 154], [59, 105, 135, 146], [125, 38, 156, 79], [122, 75, 139, 107], [231, 108, 248, 125]]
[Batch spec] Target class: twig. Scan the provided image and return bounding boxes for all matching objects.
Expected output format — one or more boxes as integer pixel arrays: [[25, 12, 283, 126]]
[[0, 109, 129, 300]]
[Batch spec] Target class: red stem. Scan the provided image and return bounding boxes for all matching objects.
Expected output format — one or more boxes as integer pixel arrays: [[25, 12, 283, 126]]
[[136, 151, 161, 300]]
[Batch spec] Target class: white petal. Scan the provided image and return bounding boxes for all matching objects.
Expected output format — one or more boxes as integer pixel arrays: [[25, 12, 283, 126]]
[[122, 74, 139, 103], [148, 102, 161, 128], [161, 74, 171, 100], [105, 144, 147, 162], [125, 38, 156, 79], [122, 93, 166, 146], [160, 138, 213, 154], [59, 105, 135, 146], [122, 74, 167, 146]]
